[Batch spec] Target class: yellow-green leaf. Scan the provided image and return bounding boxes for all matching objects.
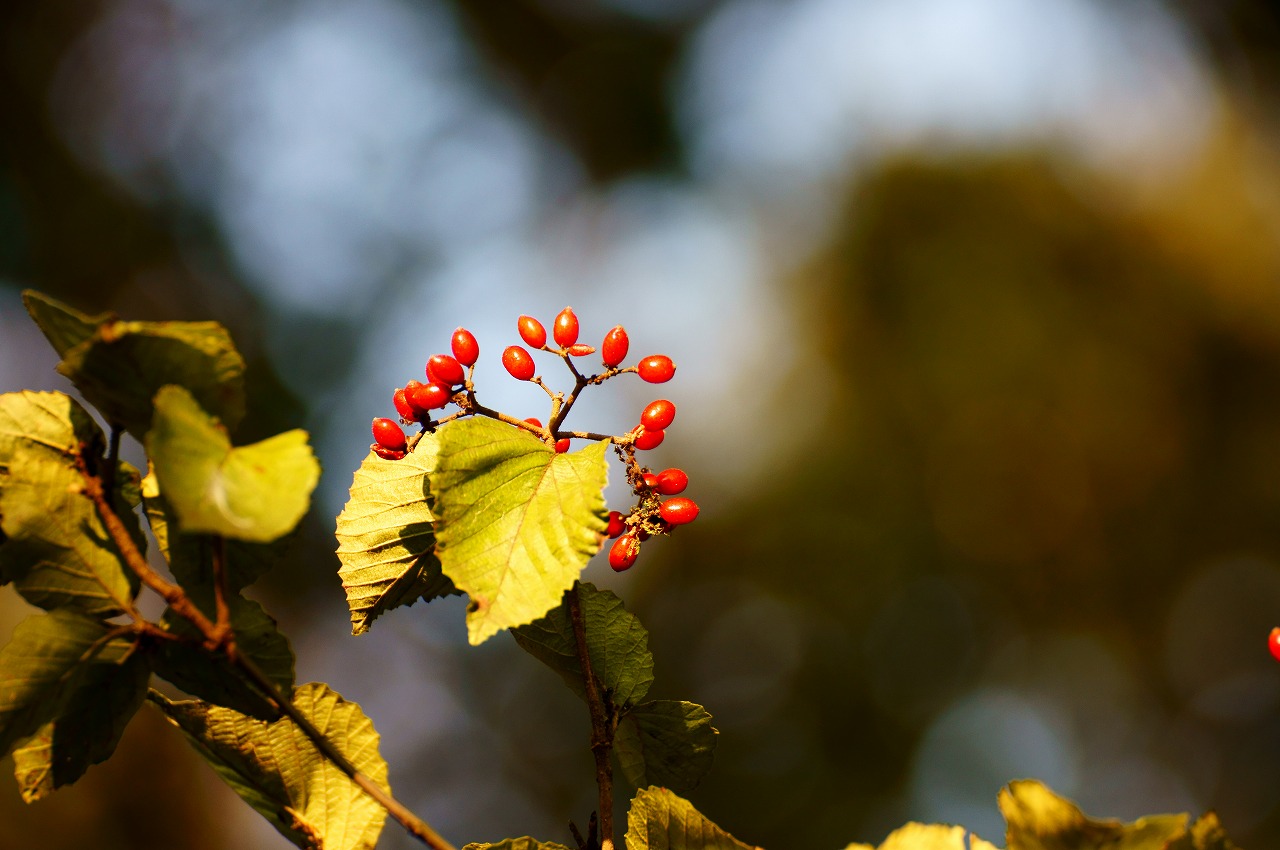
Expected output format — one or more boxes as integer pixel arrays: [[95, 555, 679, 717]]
[[428, 418, 609, 644], [1000, 780, 1187, 850], [147, 386, 318, 543], [462, 839, 573, 850], [843, 823, 1000, 850], [614, 700, 717, 794], [625, 786, 763, 850]]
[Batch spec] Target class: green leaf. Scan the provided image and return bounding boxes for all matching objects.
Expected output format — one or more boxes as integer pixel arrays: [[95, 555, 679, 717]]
[[625, 786, 762, 850], [0, 611, 133, 759], [843, 823, 1000, 850], [152, 683, 390, 850], [512, 582, 654, 709], [614, 700, 717, 793], [1000, 780, 1188, 850], [142, 472, 288, 591], [23, 290, 247, 439], [462, 839, 573, 850], [11, 646, 151, 802], [335, 446, 456, 636], [428, 418, 609, 644], [147, 385, 319, 543], [0, 392, 142, 614], [152, 592, 295, 720]]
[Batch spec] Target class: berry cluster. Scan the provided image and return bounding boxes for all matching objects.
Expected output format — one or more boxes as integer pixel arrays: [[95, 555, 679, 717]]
[[368, 307, 699, 572]]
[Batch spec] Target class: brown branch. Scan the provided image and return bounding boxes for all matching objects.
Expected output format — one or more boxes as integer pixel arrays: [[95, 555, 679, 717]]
[[211, 535, 232, 640], [568, 582, 616, 850], [77, 452, 456, 850]]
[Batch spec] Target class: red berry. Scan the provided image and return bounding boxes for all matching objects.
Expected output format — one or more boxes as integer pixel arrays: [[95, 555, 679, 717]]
[[553, 306, 579, 347], [656, 468, 688, 495], [451, 327, 479, 366], [638, 355, 676, 383], [518, 315, 547, 348], [373, 445, 406, 461], [659, 497, 699, 526], [1270, 627, 1280, 663], [641, 399, 676, 431], [503, 345, 536, 380], [427, 354, 465, 387], [643, 472, 659, 489], [634, 428, 664, 450], [609, 534, 640, 571], [372, 418, 407, 452], [601, 325, 629, 367], [524, 417, 543, 429], [606, 511, 626, 538], [408, 382, 451, 411], [555, 438, 571, 453], [393, 388, 414, 420], [568, 344, 596, 357]]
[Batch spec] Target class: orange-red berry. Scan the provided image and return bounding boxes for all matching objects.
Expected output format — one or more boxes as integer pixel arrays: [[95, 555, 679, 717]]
[[634, 429, 664, 450], [568, 343, 595, 357], [602, 325, 629, 367], [393, 388, 414, 420], [641, 399, 676, 431], [659, 497, 699, 526], [373, 445, 406, 461], [637, 355, 675, 383], [372, 418, 407, 452], [555, 438, 571, 453], [428, 354, 465, 387], [1270, 627, 1280, 663], [518, 315, 547, 349], [451, 327, 479, 366], [408, 382, 451, 411], [609, 534, 640, 571], [503, 345, 536, 380], [553, 307, 579, 347], [643, 472, 659, 489], [655, 468, 688, 495], [606, 511, 626, 538]]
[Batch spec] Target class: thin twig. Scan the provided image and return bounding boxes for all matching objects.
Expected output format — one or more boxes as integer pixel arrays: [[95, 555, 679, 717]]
[[211, 535, 232, 642], [568, 582, 616, 850]]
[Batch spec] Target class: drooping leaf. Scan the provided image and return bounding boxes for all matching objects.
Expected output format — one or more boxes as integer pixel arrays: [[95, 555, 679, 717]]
[[142, 471, 289, 591], [147, 386, 319, 543], [462, 839, 573, 850], [1000, 780, 1188, 850], [843, 823, 1000, 850], [625, 786, 762, 850], [11, 646, 151, 802], [428, 417, 609, 644], [335, 445, 456, 636], [0, 611, 133, 759], [23, 290, 247, 439], [152, 591, 295, 719], [151, 683, 389, 850], [0, 392, 142, 614], [512, 582, 654, 709], [614, 700, 717, 793]]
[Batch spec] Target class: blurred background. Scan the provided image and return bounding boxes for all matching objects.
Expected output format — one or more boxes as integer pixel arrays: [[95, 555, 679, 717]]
[[6, 0, 1280, 847]]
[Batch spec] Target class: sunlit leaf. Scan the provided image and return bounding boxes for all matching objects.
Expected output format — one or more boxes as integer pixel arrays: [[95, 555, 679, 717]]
[[152, 682, 389, 850], [11, 646, 150, 802], [147, 386, 318, 543], [625, 786, 762, 850], [1000, 780, 1188, 850], [614, 700, 716, 793], [152, 591, 295, 720], [0, 392, 142, 613], [0, 611, 133, 759], [335, 445, 455, 636], [23, 290, 246, 438], [461, 839, 573, 850], [512, 582, 653, 709], [843, 823, 1000, 850], [428, 417, 609, 644]]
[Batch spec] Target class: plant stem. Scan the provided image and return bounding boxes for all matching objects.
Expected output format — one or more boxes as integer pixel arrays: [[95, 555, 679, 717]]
[[568, 582, 616, 850], [77, 452, 457, 850], [211, 535, 232, 642]]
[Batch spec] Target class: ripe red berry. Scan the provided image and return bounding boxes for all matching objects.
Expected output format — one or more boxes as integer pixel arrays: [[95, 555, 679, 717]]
[[634, 428, 664, 450], [555, 438, 571, 453], [659, 497, 699, 526], [503, 345, 536, 380], [408, 382, 451, 411], [427, 354, 465, 387], [656, 468, 688, 495], [393, 388, 414, 420], [601, 325, 629, 367], [1269, 627, 1280, 663], [553, 307, 579, 347], [567, 344, 595, 357], [643, 472, 659, 489], [372, 418, 407, 452], [524, 417, 543, 429], [451, 327, 479, 366], [637, 355, 676, 383], [373, 445, 406, 461], [609, 534, 640, 571], [641, 399, 676, 431], [518, 315, 547, 349], [606, 511, 626, 538]]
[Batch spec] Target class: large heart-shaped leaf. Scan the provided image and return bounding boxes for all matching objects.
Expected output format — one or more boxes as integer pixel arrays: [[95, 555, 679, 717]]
[[146, 386, 318, 543], [428, 417, 609, 644]]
